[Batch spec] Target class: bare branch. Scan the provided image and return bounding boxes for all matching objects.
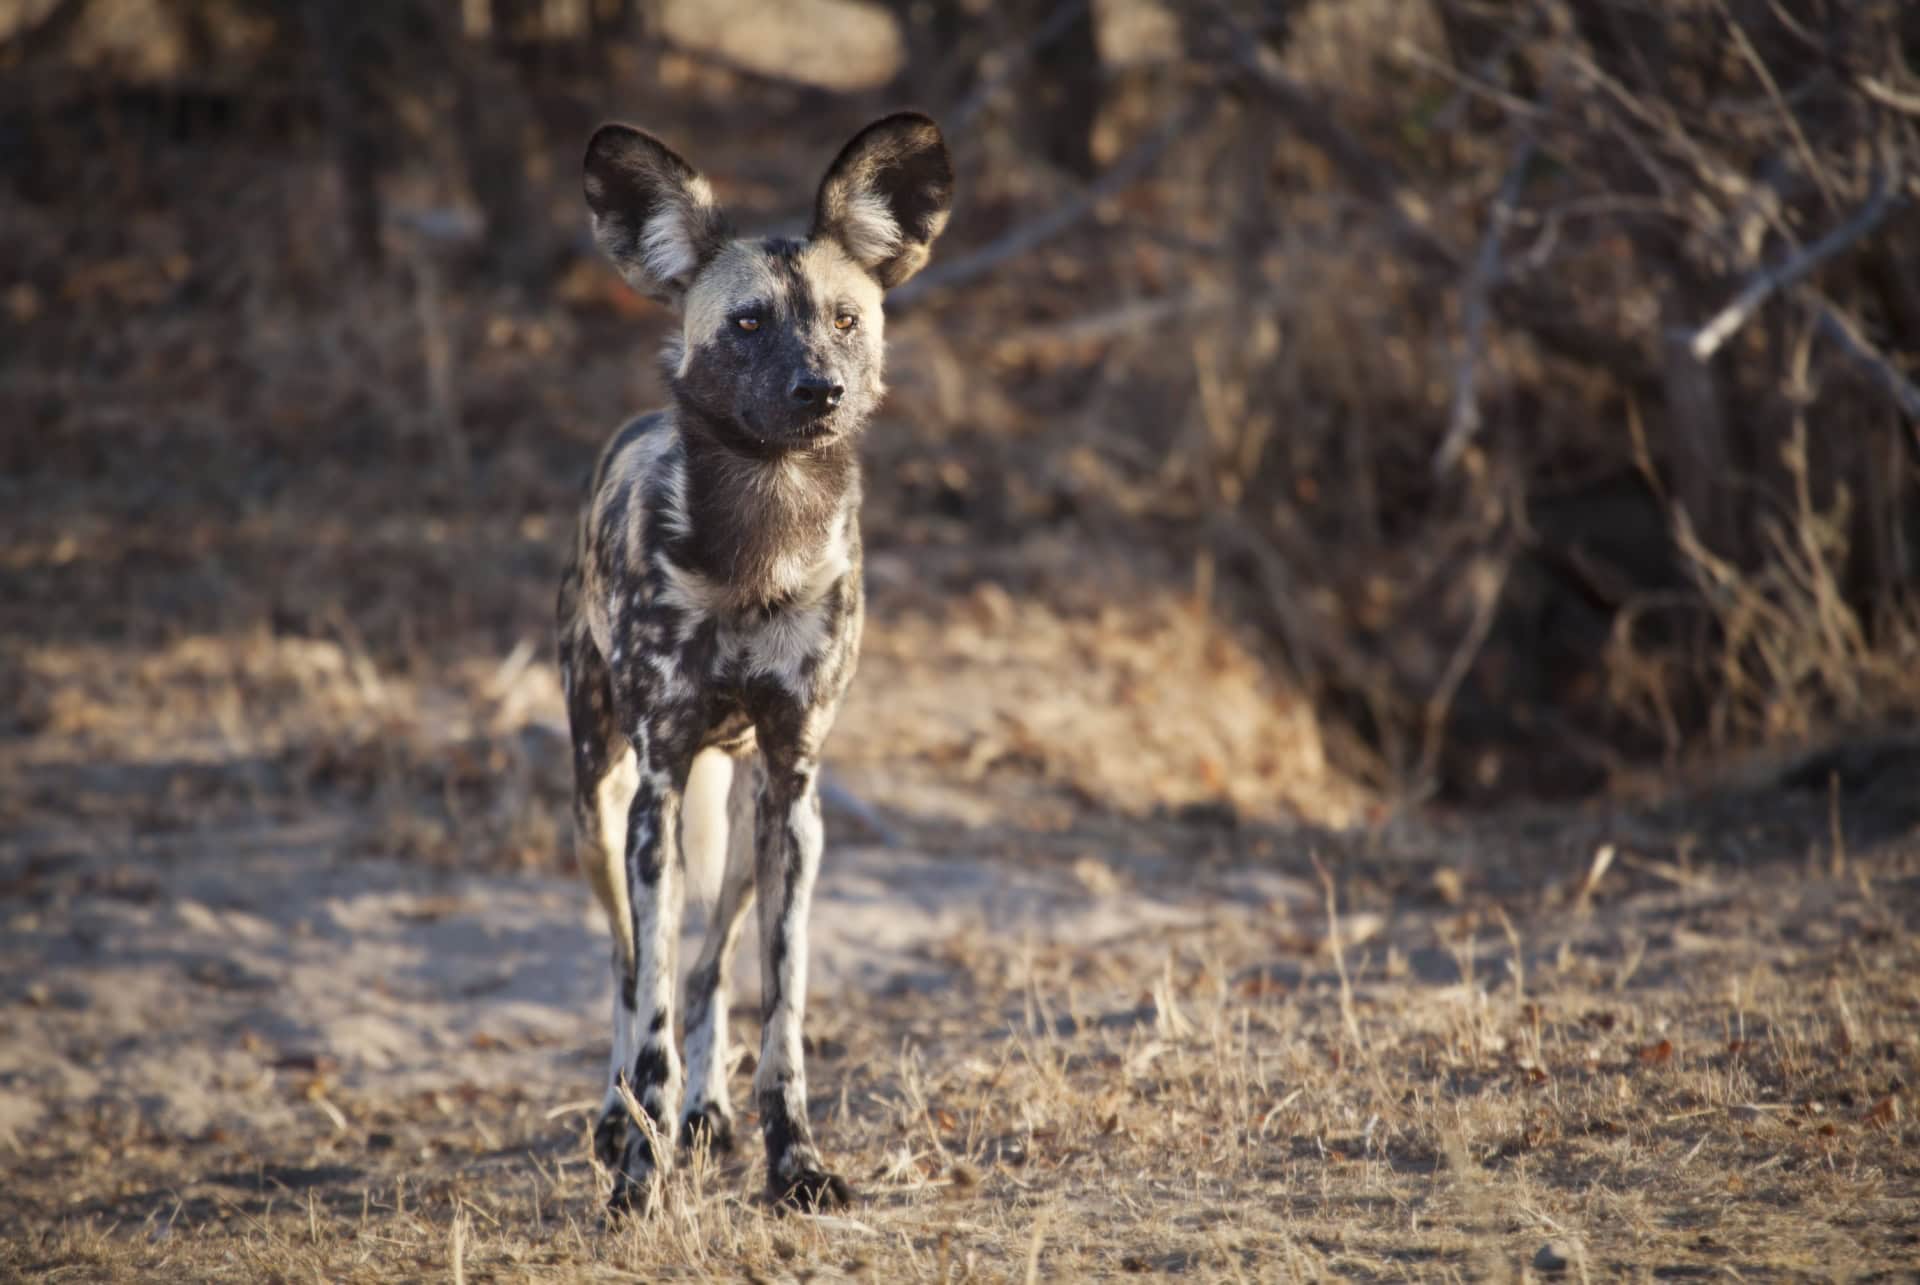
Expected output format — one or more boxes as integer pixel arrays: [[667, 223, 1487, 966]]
[[1391, 35, 1544, 124], [1211, 5, 1665, 395], [947, 0, 1094, 134], [1806, 293, 1920, 422], [1856, 76, 1920, 118], [1712, 0, 1838, 213], [1435, 134, 1535, 478], [1207, 5, 1458, 273], [1685, 168, 1906, 362], [891, 97, 1214, 307], [1663, 328, 1732, 554], [1416, 553, 1512, 796], [954, 288, 1236, 353]]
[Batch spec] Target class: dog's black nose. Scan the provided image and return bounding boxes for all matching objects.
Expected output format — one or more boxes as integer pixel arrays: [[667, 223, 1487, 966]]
[[789, 375, 843, 409]]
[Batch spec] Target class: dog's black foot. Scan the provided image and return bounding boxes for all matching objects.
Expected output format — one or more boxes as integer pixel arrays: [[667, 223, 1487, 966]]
[[605, 1126, 665, 1217], [770, 1165, 853, 1213], [606, 1167, 658, 1217], [679, 1102, 736, 1155], [592, 1106, 627, 1172]]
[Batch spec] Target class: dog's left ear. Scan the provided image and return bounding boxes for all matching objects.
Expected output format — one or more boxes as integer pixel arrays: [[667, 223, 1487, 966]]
[[812, 113, 953, 289]]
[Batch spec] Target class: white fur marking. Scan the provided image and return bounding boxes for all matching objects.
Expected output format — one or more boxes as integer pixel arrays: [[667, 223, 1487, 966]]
[[680, 750, 731, 907], [837, 188, 903, 266], [644, 650, 691, 701], [595, 747, 640, 962], [660, 456, 692, 544], [681, 752, 758, 1131], [640, 205, 699, 285], [603, 984, 636, 1117], [634, 177, 714, 288], [744, 601, 832, 692], [659, 556, 725, 627]]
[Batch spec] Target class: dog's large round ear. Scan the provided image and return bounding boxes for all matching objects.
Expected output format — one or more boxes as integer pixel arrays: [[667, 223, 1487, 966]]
[[584, 124, 732, 305], [811, 113, 953, 289]]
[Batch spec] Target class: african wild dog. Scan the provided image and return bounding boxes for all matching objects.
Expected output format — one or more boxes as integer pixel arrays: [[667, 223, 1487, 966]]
[[556, 114, 952, 1211]]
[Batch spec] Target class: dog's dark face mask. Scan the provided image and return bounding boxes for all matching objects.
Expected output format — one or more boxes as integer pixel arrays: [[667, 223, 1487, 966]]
[[584, 113, 953, 458], [669, 238, 887, 456]]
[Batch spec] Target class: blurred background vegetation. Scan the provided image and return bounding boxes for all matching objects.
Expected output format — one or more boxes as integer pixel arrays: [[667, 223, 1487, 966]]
[[4, 0, 1918, 857]]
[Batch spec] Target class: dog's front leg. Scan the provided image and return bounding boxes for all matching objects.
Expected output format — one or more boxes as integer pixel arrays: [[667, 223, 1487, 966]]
[[610, 740, 687, 1212], [752, 751, 850, 1210]]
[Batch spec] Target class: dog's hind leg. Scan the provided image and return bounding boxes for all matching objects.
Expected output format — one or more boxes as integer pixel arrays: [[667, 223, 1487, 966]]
[[559, 613, 639, 1174], [680, 748, 761, 1153]]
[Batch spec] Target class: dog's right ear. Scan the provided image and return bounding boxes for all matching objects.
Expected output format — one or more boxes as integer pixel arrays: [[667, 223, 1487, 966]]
[[584, 124, 731, 305], [812, 113, 952, 289]]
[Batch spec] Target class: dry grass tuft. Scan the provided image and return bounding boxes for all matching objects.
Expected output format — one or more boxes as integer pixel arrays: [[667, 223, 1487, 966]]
[[5, 787, 1918, 1278]]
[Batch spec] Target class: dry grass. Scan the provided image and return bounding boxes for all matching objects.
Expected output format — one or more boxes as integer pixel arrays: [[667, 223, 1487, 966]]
[[4, 807, 1917, 1281]]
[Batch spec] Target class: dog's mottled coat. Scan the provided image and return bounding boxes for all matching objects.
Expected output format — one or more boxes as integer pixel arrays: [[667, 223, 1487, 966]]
[[556, 113, 952, 1212]]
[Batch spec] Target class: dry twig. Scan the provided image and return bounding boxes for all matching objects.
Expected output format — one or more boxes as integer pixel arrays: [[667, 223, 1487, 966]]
[[1212, 12, 1456, 273], [1807, 294, 1920, 422], [1712, 0, 1838, 213], [947, 0, 1094, 134], [893, 96, 1215, 307], [1435, 133, 1536, 478], [1687, 168, 1906, 362], [1855, 77, 1920, 117]]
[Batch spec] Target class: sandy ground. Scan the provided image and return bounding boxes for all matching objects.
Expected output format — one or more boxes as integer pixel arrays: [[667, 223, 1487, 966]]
[[4, 727, 1918, 1279], [0, 807, 1257, 1154]]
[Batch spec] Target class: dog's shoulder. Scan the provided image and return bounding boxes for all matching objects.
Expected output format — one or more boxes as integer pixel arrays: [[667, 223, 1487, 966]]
[[590, 411, 680, 507], [584, 410, 688, 570], [571, 410, 691, 655]]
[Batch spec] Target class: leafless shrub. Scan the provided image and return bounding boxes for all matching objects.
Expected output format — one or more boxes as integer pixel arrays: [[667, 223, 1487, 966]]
[[934, 0, 1920, 797], [6, 0, 1917, 808]]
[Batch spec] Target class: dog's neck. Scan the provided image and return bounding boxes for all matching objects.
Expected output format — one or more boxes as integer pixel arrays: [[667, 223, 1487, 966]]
[[672, 405, 861, 606]]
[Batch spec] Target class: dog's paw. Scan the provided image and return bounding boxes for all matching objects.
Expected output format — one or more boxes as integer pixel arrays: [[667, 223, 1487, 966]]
[[591, 1106, 627, 1172], [679, 1102, 736, 1155], [770, 1165, 853, 1213], [606, 1167, 658, 1217], [606, 1128, 665, 1216]]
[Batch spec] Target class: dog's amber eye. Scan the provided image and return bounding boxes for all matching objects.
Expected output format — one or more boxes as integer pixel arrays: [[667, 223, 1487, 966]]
[[834, 314, 856, 331], [736, 316, 760, 332]]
